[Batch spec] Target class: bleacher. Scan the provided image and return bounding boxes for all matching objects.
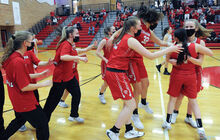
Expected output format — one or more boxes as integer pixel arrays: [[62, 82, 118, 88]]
[[35, 16, 67, 41], [48, 14, 107, 49]]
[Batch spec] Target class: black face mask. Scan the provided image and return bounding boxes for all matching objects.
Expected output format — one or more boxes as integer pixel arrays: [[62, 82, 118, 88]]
[[73, 36, 80, 42], [134, 30, 142, 37], [186, 29, 196, 37], [27, 42, 35, 51], [150, 23, 158, 30]]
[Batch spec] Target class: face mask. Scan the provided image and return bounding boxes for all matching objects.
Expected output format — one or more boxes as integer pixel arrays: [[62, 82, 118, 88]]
[[73, 36, 80, 42], [27, 42, 35, 51], [150, 23, 158, 30], [186, 29, 195, 37], [134, 29, 142, 37]]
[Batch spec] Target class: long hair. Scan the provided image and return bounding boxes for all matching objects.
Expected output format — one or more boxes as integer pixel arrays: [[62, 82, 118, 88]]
[[162, 27, 170, 39], [174, 28, 190, 65], [137, 5, 163, 24], [57, 26, 77, 47], [113, 16, 139, 44], [1, 31, 32, 63], [104, 26, 112, 37], [184, 19, 213, 37]]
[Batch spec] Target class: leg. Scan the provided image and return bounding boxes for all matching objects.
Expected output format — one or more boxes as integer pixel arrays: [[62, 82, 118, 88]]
[[98, 80, 108, 104], [43, 82, 65, 122], [66, 77, 82, 119], [163, 60, 170, 75], [58, 89, 69, 108], [171, 93, 184, 123], [22, 106, 49, 140]]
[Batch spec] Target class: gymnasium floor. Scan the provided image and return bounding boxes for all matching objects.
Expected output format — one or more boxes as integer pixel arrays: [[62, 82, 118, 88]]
[[1, 49, 220, 140]]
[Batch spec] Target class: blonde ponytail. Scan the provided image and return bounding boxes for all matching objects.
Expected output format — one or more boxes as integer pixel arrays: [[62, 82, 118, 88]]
[[57, 26, 76, 47]]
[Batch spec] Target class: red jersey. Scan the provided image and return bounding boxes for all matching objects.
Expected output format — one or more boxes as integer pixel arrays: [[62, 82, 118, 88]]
[[24, 50, 40, 83], [2, 52, 39, 112], [102, 37, 112, 59], [107, 34, 135, 70], [53, 40, 75, 82], [170, 43, 198, 75], [133, 23, 151, 61]]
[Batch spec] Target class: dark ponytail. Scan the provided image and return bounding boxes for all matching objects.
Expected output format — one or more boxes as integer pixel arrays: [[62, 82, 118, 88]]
[[162, 27, 170, 39], [174, 28, 190, 65], [104, 26, 112, 37], [113, 16, 139, 44]]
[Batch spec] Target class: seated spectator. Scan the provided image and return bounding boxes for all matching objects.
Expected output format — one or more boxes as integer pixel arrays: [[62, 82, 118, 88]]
[[86, 16, 91, 23], [99, 13, 104, 20], [88, 24, 95, 35], [52, 17, 58, 25], [197, 7, 203, 15], [92, 14, 97, 21], [206, 32, 218, 42], [82, 14, 86, 22], [76, 11, 80, 17], [77, 21, 82, 30], [95, 19, 101, 28], [200, 17, 207, 28], [192, 10, 199, 20], [207, 11, 215, 24], [46, 18, 52, 25], [102, 8, 106, 16]]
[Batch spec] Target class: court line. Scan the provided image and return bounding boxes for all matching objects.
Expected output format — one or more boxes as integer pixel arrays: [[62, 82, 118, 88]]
[[155, 59, 169, 140]]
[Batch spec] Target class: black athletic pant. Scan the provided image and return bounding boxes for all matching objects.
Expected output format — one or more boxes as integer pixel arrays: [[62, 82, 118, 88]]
[[34, 89, 39, 102], [0, 71, 5, 136], [43, 77, 81, 122], [2, 105, 49, 140]]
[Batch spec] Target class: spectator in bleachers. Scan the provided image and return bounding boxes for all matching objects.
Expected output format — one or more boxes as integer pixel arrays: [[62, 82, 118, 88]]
[[76, 21, 82, 30], [52, 17, 58, 25], [184, 5, 191, 20], [200, 17, 207, 28], [92, 14, 97, 21], [206, 11, 215, 24], [86, 15, 91, 23], [197, 7, 203, 15], [192, 10, 199, 20], [175, 19, 181, 29], [99, 13, 104, 20], [179, 7, 184, 21], [95, 19, 101, 28], [88, 24, 95, 35], [102, 8, 106, 16], [82, 14, 86, 22]]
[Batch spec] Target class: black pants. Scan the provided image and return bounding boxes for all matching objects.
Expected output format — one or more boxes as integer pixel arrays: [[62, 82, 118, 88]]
[[0, 71, 5, 135], [43, 77, 81, 122], [34, 89, 39, 102], [2, 105, 49, 140]]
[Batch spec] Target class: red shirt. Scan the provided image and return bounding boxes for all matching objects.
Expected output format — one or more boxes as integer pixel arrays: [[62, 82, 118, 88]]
[[107, 34, 135, 70], [179, 9, 184, 14], [102, 37, 112, 59], [24, 50, 40, 83], [185, 9, 191, 14], [2, 52, 39, 112], [53, 41, 75, 82], [133, 25, 152, 61], [170, 43, 198, 75]]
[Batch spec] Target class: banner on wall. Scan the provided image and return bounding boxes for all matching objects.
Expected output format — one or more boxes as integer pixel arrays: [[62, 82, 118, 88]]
[[37, 0, 55, 6], [12, 1, 21, 25], [0, 0, 9, 4]]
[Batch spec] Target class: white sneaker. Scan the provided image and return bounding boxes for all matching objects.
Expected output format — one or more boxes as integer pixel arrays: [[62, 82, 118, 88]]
[[162, 121, 172, 130], [58, 101, 68, 108], [197, 128, 207, 140], [106, 129, 120, 140], [18, 125, 27, 132], [138, 102, 153, 114], [171, 113, 178, 124], [124, 128, 144, 139], [184, 117, 197, 128], [98, 94, 106, 104], [131, 114, 144, 129], [68, 116, 84, 123]]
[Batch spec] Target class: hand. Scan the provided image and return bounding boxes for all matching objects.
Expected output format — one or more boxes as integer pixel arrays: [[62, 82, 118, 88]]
[[104, 58, 108, 64], [41, 69, 50, 77], [48, 58, 53, 65], [93, 40, 98, 47], [40, 80, 52, 87], [80, 57, 88, 63], [169, 45, 183, 53], [79, 53, 87, 57], [169, 59, 177, 66]]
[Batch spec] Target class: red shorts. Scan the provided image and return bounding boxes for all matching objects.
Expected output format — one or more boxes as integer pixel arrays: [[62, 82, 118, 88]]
[[167, 73, 197, 99], [196, 66, 203, 92], [127, 60, 148, 83], [106, 70, 134, 100], [101, 61, 107, 80]]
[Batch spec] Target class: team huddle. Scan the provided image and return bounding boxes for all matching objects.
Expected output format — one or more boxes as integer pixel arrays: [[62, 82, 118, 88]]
[[0, 5, 214, 140]]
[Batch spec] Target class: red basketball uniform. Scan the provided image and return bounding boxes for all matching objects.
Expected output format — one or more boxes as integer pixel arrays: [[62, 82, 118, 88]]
[[194, 38, 203, 92], [127, 22, 151, 83], [106, 34, 135, 100], [72, 49, 79, 83], [167, 43, 198, 99], [101, 37, 112, 80]]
